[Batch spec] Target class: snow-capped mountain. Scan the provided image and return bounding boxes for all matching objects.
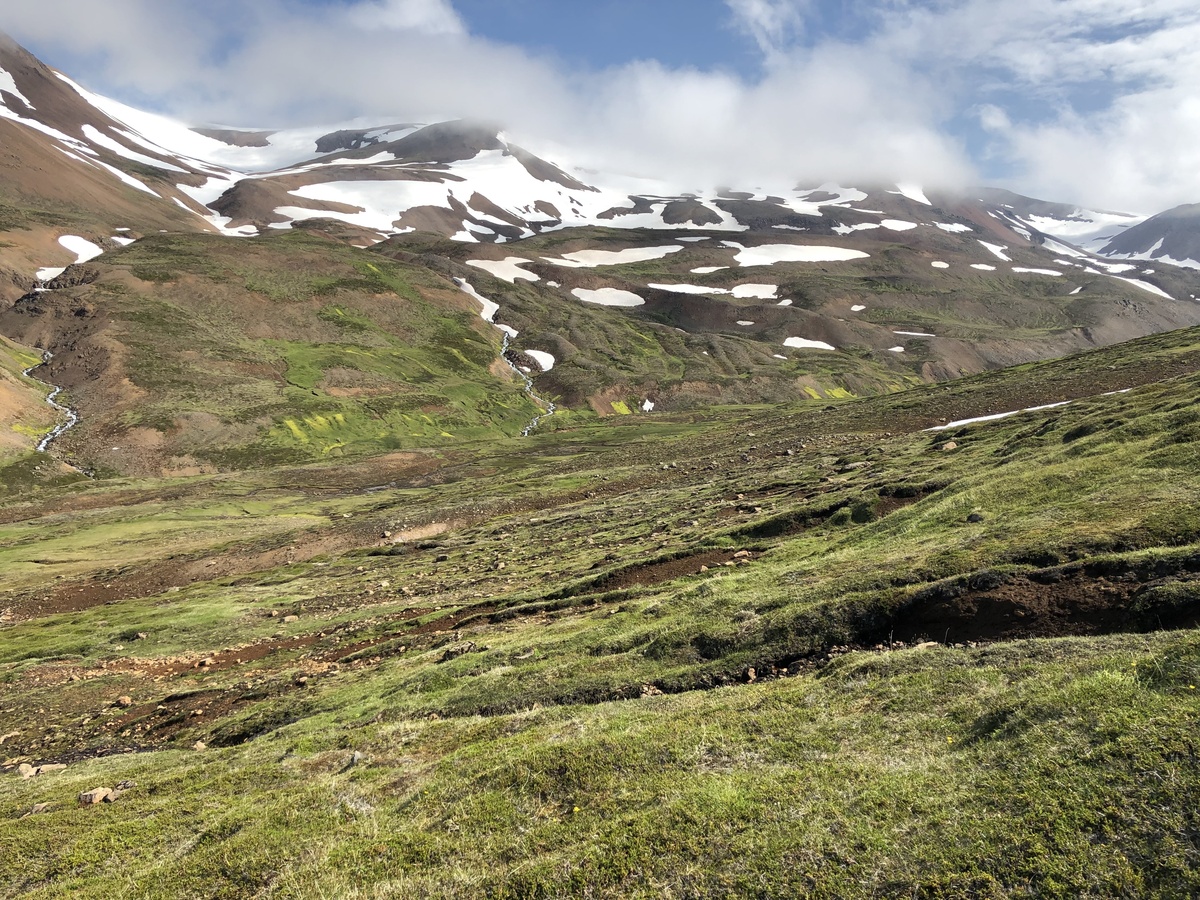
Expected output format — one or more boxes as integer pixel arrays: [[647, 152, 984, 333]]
[[1094, 204, 1200, 271]]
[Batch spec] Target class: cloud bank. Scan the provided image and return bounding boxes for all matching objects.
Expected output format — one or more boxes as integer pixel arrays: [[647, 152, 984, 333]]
[[6, 0, 1200, 210]]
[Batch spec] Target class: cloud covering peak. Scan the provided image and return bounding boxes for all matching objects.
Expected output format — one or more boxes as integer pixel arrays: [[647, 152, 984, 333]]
[[5, 0, 1199, 211]]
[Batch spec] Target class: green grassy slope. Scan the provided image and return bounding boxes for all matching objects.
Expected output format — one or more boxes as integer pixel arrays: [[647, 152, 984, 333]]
[[3, 325, 1200, 897], [0, 231, 551, 477]]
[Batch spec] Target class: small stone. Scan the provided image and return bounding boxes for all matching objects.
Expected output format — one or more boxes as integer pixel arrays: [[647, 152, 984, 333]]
[[18, 763, 35, 779], [199, 658, 215, 667], [135, 633, 147, 641], [941, 441, 958, 452], [294, 676, 309, 687], [733, 550, 751, 559], [699, 565, 709, 572], [35, 764, 66, 776], [282, 615, 299, 624], [116, 696, 133, 708], [915, 641, 940, 650], [436, 554, 450, 562], [30, 803, 50, 815], [967, 513, 985, 523], [79, 787, 113, 805], [269, 610, 280, 618], [746, 667, 757, 683], [192, 741, 207, 751]]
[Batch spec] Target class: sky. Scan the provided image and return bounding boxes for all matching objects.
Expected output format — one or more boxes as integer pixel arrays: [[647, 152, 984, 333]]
[[6, 0, 1200, 212]]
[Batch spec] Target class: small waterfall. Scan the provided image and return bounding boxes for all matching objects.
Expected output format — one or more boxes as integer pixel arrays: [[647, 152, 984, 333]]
[[22, 352, 80, 451], [500, 332, 557, 436]]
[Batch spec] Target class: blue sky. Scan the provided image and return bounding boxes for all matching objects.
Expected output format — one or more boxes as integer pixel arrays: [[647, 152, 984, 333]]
[[452, 0, 767, 77], [6, 0, 1200, 211]]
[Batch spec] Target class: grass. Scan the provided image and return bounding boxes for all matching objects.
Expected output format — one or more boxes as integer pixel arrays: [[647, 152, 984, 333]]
[[5, 222, 1200, 895], [3, 321, 1200, 895]]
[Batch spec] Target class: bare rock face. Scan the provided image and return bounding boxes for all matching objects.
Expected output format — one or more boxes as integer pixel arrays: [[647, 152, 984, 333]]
[[44, 266, 100, 291]]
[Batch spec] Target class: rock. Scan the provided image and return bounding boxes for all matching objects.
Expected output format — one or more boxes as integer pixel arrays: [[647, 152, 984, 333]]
[[967, 513, 985, 523], [436, 554, 450, 562], [199, 658, 215, 667], [746, 667, 757, 683], [699, 565, 709, 573], [439, 641, 477, 663], [941, 441, 958, 451], [35, 764, 66, 776], [294, 675, 309, 687], [192, 741, 207, 751], [30, 803, 50, 815], [640, 684, 663, 698], [135, 632, 147, 641], [116, 696, 133, 708], [79, 787, 113, 805], [18, 763, 34, 779], [282, 615, 299, 624], [733, 550, 751, 559], [915, 641, 940, 650]]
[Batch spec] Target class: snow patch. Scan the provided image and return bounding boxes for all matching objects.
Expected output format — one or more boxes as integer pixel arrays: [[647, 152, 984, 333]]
[[784, 337, 836, 351], [935, 223, 972, 233], [970, 264, 997, 271], [0, 66, 34, 109], [777, 299, 793, 307], [467, 257, 539, 283], [1109, 276, 1173, 299], [728, 243, 870, 267], [642, 399, 655, 412], [111, 236, 135, 247], [833, 223, 881, 235], [881, 219, 919, 231], [928, 401, 1073, 432], [59, 235, 104, 264], [81, 125, 189, 173], [894, 330, 935, 337], [524, 350, 555, 372], [1012, 267, 1062, 277], [571, 288, 645, 307], [453, 278, 499, 322], [35, 267, 66, 282], [736, 321, 755, 326], [690, 266, 727, 274], [545, 246, 683, 268], [892, 183, 932, 206], [888, 347, 905, 353], [978, 241, 1012, 262], [931, 261, 950, 269], [851, 305, 867, 312]]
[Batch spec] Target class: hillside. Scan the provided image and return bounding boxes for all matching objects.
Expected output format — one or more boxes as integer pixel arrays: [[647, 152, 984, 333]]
[[3, 323, 1200, 897], [4, 29, 1200, 899]]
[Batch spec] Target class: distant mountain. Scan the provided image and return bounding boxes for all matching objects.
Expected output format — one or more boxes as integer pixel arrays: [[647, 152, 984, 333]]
[[1096, 204, 1200, 271], [5, 29, 1200, 448]]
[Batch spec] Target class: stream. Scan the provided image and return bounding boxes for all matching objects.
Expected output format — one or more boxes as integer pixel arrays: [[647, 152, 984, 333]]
[[22, 351, 80, 452], [501, 332, 557, 436]]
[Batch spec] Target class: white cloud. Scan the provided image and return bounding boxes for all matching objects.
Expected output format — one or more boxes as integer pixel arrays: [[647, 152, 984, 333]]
[[6, 0, 1200, 211], [347, 0, 465, 35], [724, 0, 808, 62]]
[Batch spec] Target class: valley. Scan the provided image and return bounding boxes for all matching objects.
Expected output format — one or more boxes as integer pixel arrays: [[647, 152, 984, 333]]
[[2, 27, 1200, 899]]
